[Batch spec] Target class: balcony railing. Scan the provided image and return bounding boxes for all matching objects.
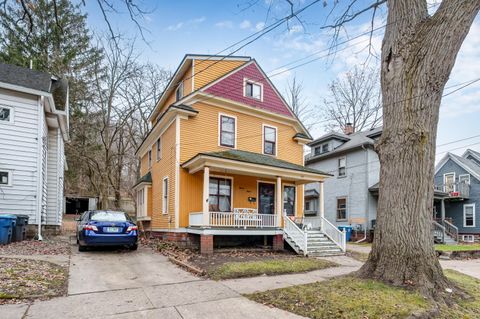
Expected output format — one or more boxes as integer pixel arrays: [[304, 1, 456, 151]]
[[189, 208, 278, 228], [434, 181, 470, 199]]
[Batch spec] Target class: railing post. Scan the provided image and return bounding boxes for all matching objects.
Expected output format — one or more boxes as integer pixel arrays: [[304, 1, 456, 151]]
[[319, 181, 324, 231], [276, 176, 282, 228], [202, 167, 210, 227], [304, 230, 308, 256], [342, 229, 347, 252]]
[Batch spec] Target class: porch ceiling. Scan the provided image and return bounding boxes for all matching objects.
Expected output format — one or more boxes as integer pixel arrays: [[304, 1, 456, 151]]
[[182, 149, 330, 184]]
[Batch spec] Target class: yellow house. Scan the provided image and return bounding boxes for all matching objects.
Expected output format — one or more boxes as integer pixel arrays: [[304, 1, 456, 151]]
[[134, 54, 341, 255]]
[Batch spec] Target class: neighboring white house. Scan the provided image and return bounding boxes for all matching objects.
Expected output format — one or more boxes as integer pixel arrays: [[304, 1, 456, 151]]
[[0, 63, 69, 237], [304, 125, 382, 234]]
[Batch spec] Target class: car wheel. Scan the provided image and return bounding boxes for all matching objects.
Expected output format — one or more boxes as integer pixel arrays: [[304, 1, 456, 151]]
[[78, 244, 87, 252], [129, 244, 138, 251]]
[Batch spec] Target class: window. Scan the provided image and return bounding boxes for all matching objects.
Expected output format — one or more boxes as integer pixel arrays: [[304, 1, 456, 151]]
[[464, 203, 475, 227], [0, 171, 11, 186], [305, 201, 311, 211], [283, 185, 296, 216], [162, 177, 169, 214], [209, 177, 232, 212], [148, 150, 152, 168], [462, 235, 475, 243], [263, 125, 277, 155], [219, 115, 236, 148], [314, 147, 321, 156], [338, 157, 346, 177], [444, 173, 455, 193], [322, 143, 329, 153], [337, 197, 347, 221], [156, 138, 162, 161], [245, 80, 262, 100], [90, 211, 128, 222], [176, 82, 184, 101], [0, 106, 12, 122], [459, 174, 470, 185]]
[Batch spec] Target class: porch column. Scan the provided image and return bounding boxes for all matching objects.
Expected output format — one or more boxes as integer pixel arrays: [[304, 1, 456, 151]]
[[441, 198, 445, 221], [319, 181, 324, 230], [276, 176, 282, 227], [203, 167, 210, 227]]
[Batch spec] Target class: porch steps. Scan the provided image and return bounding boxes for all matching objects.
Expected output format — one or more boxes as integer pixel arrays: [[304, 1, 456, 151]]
[[433, 232, 457, 244], [283, 229, 344, 257]]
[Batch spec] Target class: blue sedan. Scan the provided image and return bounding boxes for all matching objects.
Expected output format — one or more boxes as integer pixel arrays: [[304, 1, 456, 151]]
[[76, 210, 138, 251]]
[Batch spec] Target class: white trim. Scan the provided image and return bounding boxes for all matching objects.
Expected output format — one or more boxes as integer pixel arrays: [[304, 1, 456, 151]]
[[218, 113, 237, 149], [336, 196, 348, 221], [459, 174, 471, 185], [186, 227, 283, 235], [463, 203, 476, 228], [257, 180, 276, 214], [208, 174, 234, 212], [162, 176, 169, 215], [175, 116, 180, 228], [262, 124, 278, 157], [0, 104, 14, 123], [0, 169, 12, 187], [191, 59, 195, 92], [243, 77, 264, 101], [443, 172, 456, 192]]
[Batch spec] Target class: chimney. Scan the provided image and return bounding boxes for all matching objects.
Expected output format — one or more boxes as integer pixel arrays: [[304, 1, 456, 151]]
[[344, 123, 353, 135]]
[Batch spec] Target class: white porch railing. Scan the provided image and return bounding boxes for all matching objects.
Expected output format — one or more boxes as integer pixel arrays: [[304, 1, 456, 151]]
[[189, 209, 278, 228], [189, 212, 203, 226], [321, 216, 346, 252], [432, 220, 446, 243], [283, 215, 307, 255]]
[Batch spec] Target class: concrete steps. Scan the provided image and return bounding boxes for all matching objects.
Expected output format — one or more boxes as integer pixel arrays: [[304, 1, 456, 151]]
[[284, 229, 344, 257]]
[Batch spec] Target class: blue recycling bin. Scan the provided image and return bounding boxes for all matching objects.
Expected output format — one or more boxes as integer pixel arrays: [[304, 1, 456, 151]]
[[0, 214, 17, 245], [338, 225, 353, 241]]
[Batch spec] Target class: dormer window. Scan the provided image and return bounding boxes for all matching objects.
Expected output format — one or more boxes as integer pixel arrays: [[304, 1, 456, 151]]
[[314, 143, 329, 156], [322, 143, 329, 153], [245, 79, 262, 100], [176, 82, 184, 101]]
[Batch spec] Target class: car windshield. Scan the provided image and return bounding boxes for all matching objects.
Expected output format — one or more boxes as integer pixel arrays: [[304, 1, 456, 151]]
[[90, 211, 128, 222]]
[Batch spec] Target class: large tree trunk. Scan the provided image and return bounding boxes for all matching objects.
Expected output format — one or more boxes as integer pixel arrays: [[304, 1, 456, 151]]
[[358, 0, 480, 300]]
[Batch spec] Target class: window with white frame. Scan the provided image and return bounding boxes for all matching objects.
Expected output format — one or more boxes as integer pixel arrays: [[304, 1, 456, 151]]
[[464, 203, 475, 227], [137, 188, 145, 217], [338, 157, 346, 177], [148, 150, 152, 168], [0, 106, 13, 122], [0, 170, 11, 186], [283, 185, 296, 216], [245, 80, 262, 100], [162, 177, 169, 214], [156, 138, 162, 161], [209, 177, 232, 212], [263, 125, 276, 155], [337, 197, 347, 221], [219, 115, 236, 148], [176, 82, 184, 101], [462, 235, 475, 243], [444, 172, 455, 193]]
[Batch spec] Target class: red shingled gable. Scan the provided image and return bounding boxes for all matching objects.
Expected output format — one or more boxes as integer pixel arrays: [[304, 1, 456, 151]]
[[203, 62, 294, 117]]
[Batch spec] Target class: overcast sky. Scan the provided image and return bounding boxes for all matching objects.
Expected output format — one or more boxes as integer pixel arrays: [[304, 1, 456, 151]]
[[83, 0, 480, 160]]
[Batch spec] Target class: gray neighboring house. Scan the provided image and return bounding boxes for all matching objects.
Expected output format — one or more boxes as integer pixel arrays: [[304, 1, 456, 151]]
[[433, 149, 480, 243], [304, 125, 382, 233], [0, 63, 69, 237]]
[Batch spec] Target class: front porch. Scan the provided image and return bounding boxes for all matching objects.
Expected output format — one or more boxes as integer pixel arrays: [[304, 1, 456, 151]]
[[181, 149, 332, 254]]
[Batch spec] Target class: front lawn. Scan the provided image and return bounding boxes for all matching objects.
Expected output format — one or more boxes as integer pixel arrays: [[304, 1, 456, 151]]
[[435, 244, 480, 252], [0, 258, 68, 304], [246, 270, 480, 319], [208, 258, 337, 280]]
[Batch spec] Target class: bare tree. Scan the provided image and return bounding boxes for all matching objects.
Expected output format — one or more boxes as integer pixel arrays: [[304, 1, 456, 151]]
[[323, 66, 382, 133], [271, 0, 480, 301], [284, 76, 316, 129]]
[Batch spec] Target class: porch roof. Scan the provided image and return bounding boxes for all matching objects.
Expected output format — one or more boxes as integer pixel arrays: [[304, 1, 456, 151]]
[[182, 149, 332, 183], [133, 172, 152, 188], [368, 182, 448, 198]]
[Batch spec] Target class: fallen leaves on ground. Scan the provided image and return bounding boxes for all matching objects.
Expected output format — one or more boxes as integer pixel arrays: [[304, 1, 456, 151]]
[[0, 237, 71, 256], [0, 258, 68, 304]]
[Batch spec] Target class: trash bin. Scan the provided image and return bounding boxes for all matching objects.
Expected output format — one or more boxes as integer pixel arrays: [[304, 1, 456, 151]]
[[338, 225, 353, 241], [0, 214, 17, 245], [12, 214, 29, 242]]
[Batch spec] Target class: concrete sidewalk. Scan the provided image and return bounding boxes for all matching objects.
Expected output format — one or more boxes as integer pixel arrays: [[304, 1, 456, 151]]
[[222, 255, 362, 294]]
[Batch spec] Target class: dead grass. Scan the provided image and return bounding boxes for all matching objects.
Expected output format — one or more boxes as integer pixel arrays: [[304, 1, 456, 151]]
[[246, 270, 480, 319], [208, 258, 337, 280], [0, 258, 68, 304], [346, 250, 369, 262]]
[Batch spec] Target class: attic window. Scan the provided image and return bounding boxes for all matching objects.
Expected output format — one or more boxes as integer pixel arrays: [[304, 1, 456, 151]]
[[314, 143, 329, 156], [176, 82, 184, 101], [245, 80, 262, 100]]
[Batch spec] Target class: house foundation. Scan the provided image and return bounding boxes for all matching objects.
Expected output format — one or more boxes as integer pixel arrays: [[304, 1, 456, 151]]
[[200, 234, 214, 255], [272, 234, 284, 251]]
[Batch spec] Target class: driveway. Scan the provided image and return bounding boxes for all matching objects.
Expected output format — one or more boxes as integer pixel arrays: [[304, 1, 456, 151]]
[[3, 245, 304, 319]]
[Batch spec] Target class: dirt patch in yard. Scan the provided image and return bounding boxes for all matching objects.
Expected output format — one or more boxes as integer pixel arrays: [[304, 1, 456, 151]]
[[145, 238, 337, 280], [0, 258, 68, 304], [0, 236, 71, 256]]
